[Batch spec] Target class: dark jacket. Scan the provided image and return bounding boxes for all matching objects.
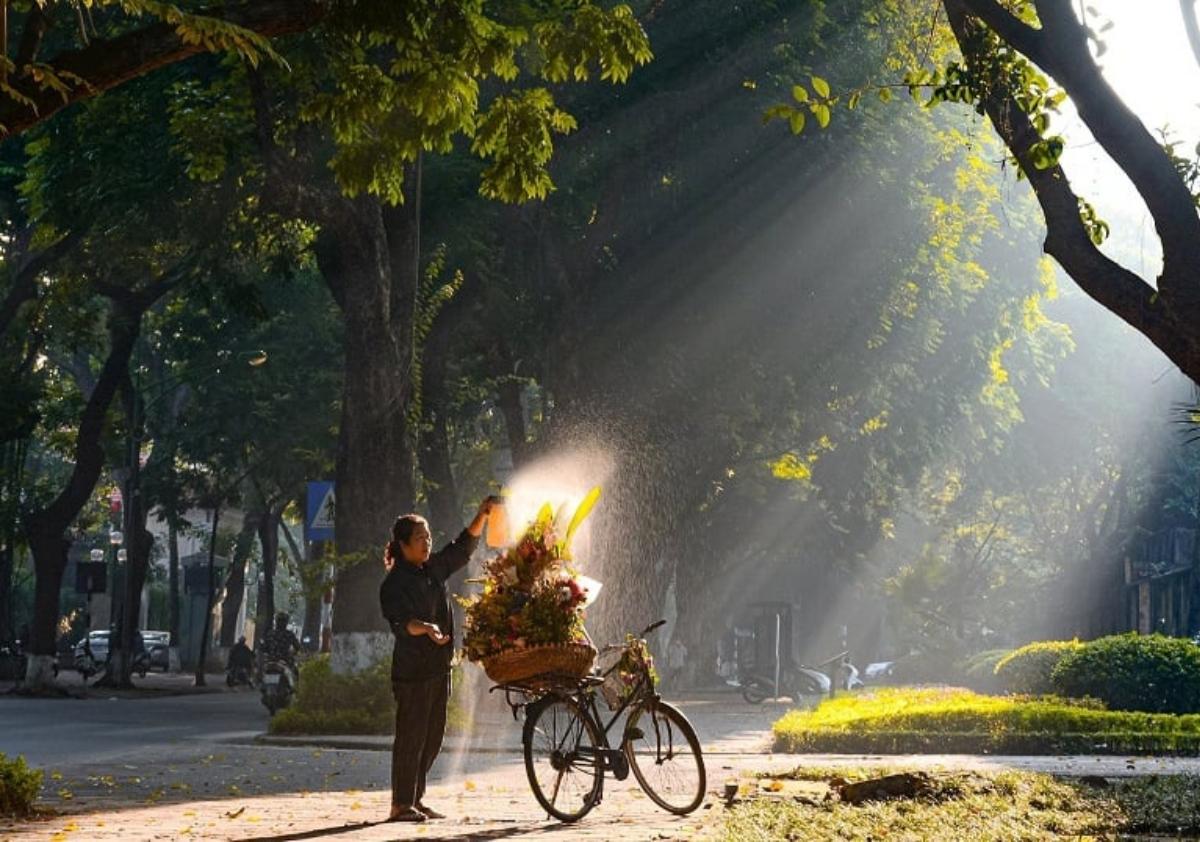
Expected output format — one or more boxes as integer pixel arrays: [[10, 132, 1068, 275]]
[[379, 529, 478, 683]]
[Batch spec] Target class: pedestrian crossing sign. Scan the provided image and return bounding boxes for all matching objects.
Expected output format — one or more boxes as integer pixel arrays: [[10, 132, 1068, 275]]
[[306, 481, 336, 541]]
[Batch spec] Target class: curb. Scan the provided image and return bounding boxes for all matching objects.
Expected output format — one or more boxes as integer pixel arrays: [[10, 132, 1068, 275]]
[[250, 734, 522, 754], [246, 733, 775, 756]]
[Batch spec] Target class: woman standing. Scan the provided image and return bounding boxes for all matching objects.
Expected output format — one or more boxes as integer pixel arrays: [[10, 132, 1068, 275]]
[[379, 497, 498, 823]]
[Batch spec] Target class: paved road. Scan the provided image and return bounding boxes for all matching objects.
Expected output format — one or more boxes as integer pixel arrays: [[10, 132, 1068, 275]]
[[2, 682, 268, 768]]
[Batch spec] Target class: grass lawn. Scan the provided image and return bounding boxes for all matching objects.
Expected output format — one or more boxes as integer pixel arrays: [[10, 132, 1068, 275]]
[[773, 687, 1200, 755], [707, 766, 1200, 841]]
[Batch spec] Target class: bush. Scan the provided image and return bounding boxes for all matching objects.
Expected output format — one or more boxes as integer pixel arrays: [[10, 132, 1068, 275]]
[[0, 753, 42, 817], [1051, 633, 1200, 714], [269, 655, 394, 735], [994, 640, 1082, 695], [269, 655, 468, 735]]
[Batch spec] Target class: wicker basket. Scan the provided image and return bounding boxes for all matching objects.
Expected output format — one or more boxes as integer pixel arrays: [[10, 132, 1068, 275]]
[[481, 642, 597, 686]]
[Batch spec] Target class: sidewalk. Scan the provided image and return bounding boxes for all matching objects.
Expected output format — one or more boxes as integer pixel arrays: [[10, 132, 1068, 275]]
[[2, 671, 233, 699]]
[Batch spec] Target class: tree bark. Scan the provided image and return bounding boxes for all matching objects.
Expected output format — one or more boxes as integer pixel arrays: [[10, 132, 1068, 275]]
[[252, 502, 284, 659], [219, 511, 259, 647], [321, 195, 422, 674]]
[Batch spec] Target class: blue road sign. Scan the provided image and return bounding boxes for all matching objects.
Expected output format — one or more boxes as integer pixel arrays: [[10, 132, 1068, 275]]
[[306, 481, 336, 542]]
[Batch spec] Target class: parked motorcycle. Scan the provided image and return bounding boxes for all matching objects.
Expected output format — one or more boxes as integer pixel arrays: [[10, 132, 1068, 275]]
[[260, 659, 295, 714], [731, 664, 832, 704]]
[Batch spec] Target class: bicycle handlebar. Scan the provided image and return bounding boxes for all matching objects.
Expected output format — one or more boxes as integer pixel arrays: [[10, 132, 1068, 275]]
[[641, 619, 667, 637]]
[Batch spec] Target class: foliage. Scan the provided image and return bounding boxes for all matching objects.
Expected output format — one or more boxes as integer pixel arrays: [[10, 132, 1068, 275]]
[[269, 655, 393, 734], [303, 2, 652, 205], [772, 687, 1200, 755], [459, 498, 599, 661], [1051, 634, 1200, 715], [0, 753, 42, 817], [993, 639, 1082, 695], [268, 655, 469, 735], [713, 768, 1200, 841]]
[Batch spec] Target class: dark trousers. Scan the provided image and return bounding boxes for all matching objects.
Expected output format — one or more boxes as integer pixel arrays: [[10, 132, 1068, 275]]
[[391, 674, 449, 807]]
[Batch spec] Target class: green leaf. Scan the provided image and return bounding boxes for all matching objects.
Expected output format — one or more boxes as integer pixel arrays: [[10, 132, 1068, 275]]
[[879, 87, 893, 103], [789, 110, 806, 134], [813, 103, 831, 129], [562, 486, 602, 553], [811, 75, 831, 98], [792, 84, 809, 103]]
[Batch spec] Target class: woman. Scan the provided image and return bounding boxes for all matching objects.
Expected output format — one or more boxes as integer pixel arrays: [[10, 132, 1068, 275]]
[[379, 496, 498, 823]]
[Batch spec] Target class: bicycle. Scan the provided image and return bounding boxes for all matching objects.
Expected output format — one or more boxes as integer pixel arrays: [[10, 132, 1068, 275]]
[[491, 620, 707, 823]]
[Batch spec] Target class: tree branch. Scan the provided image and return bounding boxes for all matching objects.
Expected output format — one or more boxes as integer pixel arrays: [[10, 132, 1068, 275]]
[[0, 0, 327, 139], [1183, 0, 1200, 73], [0, 229, 79, 337], [959, 0, 1200, 298], [943, 0, 1200, 376]]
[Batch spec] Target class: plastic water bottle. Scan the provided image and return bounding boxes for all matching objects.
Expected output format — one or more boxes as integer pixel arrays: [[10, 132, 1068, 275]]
[[485, 495, 509, 548]]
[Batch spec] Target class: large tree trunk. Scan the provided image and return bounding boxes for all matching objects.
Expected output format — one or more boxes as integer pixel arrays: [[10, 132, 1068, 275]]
[[0, 440, 25, 644], [21, 297, 141, 690], [219, 512, 259, 647], [322, 195, 421, 674], [252, 502, 285, 658]]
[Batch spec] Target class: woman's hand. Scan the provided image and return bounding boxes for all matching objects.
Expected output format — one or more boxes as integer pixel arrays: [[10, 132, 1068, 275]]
[[406, 620, 451, 645], [467, 495, 502, 538]]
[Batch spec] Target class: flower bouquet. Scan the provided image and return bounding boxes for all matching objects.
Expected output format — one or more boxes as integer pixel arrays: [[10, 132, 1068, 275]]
[[460, 488, 602, 685], [600, 634, 658, 709]]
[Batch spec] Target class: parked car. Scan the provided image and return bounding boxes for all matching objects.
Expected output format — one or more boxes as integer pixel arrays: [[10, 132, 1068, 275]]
[[143, 631, 170, 671], [73, 629, 170, 670]]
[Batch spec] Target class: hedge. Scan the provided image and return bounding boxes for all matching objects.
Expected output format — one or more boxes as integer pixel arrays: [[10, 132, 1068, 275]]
[[1051, 633, 1200, 714], [269, 655, 467, 735], [993, 640, 1082, 695], [772, 687, 1200, 755]]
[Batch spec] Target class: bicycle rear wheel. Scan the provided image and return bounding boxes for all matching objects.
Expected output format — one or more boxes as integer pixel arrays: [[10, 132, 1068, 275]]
[[523, 696, 604, 822], [624, 700, 706, 814]]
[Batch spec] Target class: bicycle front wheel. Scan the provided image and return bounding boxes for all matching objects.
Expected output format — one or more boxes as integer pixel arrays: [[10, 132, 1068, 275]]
[[523, 696, 604, 822], [624, 700, 706, 814]]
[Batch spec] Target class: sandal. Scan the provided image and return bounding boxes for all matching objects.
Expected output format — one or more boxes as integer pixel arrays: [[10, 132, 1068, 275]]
[[387, 806, 427, 823], [416, 803, 446, 820]]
